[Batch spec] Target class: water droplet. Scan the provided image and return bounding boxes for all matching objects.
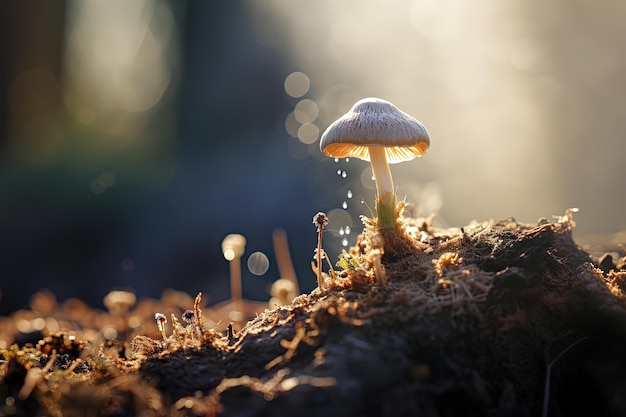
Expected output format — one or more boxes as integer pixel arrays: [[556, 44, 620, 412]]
[[327, 208, 352, 237], [347, 190, 353, 198], [345, 158, 350, 162], [345, 226, 351, 235], [334, 158, 339, 163], [341, 171, 347, 178], [337, 169, 342, 176], [342, 201, 348, 209], [342, 238, 349, 246], [339, 227, 345, 236]]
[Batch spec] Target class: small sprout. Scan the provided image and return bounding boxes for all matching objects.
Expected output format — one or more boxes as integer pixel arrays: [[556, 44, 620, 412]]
[[337, 256, 350, 271], [313, 212, 329, 289], [154, 312, 167, 341], [337, 250, 363, 271]]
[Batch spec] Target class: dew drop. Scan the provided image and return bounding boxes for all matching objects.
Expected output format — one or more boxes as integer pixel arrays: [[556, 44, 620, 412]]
[[339, 227, 345, 236], [337, 169, 342, 176], [345, 226, 351, 235], [345, 158, 350, 162], [334, 158, 339, 163], [342, 238, 349, 247], [341, 171, 347, 178], [347, 190, 353, 199], [342, 201, 348, 209]]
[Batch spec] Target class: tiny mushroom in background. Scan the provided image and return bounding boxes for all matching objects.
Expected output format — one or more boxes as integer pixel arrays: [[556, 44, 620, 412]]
[[313, 212, 329, 289], [154, 313, 167, 341], [103, 290, 136, 316], [272, 228, 300, 294], [269, 278, 298, 307], [320, 97, 430, 229], [221, 234, 247, 308]]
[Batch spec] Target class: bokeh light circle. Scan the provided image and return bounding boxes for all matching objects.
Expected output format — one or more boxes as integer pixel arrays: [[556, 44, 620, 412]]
[[284, 71, 310, 98], [247, 251, 270, 276]]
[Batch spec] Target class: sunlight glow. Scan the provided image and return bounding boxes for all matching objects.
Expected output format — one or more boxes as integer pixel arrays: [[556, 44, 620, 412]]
[[251, 0, 563, 229], [64, 0, 177, 130]]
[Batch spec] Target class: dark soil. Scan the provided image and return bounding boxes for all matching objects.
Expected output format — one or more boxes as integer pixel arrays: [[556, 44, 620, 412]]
[[2, 209, 626, 417]]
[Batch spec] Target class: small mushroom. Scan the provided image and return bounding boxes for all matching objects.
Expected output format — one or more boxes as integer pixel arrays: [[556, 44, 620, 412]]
[[221, 234, 246, 309], [312, 211, 329, 289], [270, 278, 298, 307], [154, 312, 167, 341], [103, 290, 136, 316], [320, 98, 430, 229]]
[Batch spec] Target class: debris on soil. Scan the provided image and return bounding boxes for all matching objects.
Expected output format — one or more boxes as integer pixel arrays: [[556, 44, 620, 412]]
[[2, 209, 626, 417]]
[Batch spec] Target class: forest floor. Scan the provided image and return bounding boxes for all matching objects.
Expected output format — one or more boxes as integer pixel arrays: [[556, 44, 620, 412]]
[[2, 208, 626, 417]]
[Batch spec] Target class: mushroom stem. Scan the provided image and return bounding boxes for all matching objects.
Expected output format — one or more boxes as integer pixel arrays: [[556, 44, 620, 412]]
[[230, 256, 242, 303], [368, 146, 397, 229]]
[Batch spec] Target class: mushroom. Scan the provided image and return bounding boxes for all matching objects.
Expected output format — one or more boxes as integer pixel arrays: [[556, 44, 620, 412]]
[[154, 312, 168, 341], [103, 290, 136, 316], [221, 234, 246, 312], [312, 211, 329, 289], [320, 98, 430, 229]]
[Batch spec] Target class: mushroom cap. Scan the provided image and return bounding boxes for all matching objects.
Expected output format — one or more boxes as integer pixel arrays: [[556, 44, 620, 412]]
[[222, 234, 246, 260], [319, 97, 430, 163]]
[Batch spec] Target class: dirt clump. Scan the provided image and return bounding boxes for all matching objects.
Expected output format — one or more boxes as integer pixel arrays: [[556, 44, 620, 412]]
[[2, 209, 626, 417]]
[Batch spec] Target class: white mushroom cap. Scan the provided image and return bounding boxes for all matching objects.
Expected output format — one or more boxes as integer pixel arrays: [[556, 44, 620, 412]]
[[319, 97, 430, 164], [222, 234, 246, 261]]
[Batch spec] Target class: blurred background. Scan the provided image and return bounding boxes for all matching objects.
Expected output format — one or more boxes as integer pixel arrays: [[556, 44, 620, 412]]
[[1, 0, 625, 315]]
